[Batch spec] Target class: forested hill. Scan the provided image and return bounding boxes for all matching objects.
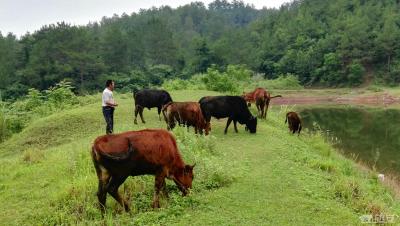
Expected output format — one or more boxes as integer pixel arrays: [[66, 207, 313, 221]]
[[0, 0, 399, 99]]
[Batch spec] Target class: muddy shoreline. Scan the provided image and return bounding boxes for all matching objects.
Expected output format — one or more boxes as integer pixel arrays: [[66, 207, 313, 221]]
[[271, 92, 400, 106]]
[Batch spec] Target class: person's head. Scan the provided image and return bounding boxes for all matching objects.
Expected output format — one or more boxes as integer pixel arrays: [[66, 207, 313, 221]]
[[105, 80, 115, 91]]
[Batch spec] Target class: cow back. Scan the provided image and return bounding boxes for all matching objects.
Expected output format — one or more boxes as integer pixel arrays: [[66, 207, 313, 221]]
[[199, 96, 251, 121], [94, 129, 185, 170], [134, 89, 173, 108]]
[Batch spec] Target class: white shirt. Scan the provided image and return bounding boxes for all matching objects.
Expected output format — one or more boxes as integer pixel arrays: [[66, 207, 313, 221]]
[[102, 88, 114, 107]]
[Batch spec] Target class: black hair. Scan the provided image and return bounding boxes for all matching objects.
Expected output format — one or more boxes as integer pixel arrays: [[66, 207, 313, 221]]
[[105, 80, 114, 87]]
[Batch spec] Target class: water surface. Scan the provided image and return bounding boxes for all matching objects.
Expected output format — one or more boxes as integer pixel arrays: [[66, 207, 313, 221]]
[[300, 107, 400, 174]]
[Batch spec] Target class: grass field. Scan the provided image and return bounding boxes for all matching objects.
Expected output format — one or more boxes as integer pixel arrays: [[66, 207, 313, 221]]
[[0, 90, 399, 225]]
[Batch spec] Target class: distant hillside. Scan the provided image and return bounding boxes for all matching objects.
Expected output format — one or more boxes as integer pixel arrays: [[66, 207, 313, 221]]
[[0, 0, 399, 99]]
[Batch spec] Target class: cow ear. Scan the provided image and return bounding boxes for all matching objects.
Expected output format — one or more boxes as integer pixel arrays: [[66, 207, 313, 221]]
[[185, 164, 194, 171]]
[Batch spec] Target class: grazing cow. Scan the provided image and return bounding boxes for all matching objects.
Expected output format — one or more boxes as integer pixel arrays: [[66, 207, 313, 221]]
[[199, 96, 257, 134], [91, 129, 195, 214], [162, 102, 210, 135], [133, 89, 173, 124], [285, 111, 302, 135], [242, 88, 282, 119]]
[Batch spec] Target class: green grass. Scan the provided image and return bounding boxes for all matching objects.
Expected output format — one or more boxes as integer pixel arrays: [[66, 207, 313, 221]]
[[0, 90, 399, 225]]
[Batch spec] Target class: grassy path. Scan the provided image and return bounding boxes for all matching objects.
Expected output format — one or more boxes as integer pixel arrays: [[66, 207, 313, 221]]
[[0, 90, 399, 225]]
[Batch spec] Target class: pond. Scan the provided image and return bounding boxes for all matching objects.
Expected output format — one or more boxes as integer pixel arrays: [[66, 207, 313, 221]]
[[300, 107, 400, 175]]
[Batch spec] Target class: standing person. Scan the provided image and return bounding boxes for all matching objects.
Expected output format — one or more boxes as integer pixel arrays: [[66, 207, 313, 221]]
[[102, 80, 118, 134]]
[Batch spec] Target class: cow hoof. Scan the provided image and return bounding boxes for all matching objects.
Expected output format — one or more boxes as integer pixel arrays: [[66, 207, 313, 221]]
[[134, 120, 138, 124]]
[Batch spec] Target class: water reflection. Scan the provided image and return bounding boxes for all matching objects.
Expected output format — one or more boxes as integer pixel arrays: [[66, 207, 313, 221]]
[[301, 107, 400, 174]]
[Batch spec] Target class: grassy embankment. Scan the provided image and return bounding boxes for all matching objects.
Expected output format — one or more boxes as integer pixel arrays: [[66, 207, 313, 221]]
[[0, 90, 399, 225]]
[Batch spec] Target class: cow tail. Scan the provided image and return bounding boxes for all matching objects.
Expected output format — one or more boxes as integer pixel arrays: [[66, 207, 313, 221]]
[[162, 102, 173, 122], [271, 95, 282, 99], [285, 114, 288, 124], [97, 138, 134, 161], [162, 102, 173, 112]]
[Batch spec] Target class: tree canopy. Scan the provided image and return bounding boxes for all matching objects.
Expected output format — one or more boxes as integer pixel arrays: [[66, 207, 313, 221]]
[[0, 0, 399, 99]]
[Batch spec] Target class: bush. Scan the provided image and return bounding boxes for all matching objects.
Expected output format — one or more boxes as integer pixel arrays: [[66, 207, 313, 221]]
[[163, 65, 303, 93], [245, 73, 303, 90], [45, 80, 78, 109], [347, 61, 365, 86], [0, 111, 8, 142], [201, 65, 239, 93], [0, 80, 80, 142]]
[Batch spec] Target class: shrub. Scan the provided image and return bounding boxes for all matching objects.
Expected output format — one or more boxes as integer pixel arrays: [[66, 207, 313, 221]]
[[201, 65, 238, 93], [347, 61, 365, 86], [0, 110, 8, 142], [45, 80, 78, 109]]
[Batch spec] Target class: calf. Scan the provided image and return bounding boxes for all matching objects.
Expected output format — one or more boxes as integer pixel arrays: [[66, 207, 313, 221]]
[[199, 96, 257, 134], [133, 89, 173, 124], [285, 111, 302, 135], [162, 102, 210, 135], [91, 129, 195, 214], [242, 88, 282, 119]]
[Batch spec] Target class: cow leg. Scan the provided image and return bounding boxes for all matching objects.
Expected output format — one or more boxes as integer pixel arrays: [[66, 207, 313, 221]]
[[233, 120, 238, 133], [139, 107, 146, 123], [134, 105, 139, 124], [157, 107, 162, 121], [224, 118, 233, 134], [161, 178, 169, 198], [152, 173, 165, 208], [107, 176, 130, 212], [95, 167, 111, 215], [264, 100, 270, 118], [260, 102, 265, 119]]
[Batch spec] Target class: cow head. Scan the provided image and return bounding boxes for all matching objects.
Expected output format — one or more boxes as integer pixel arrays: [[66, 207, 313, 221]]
[[173, 164, 195, 196], [246, 116, 257, 133], [162, 92, 173, 105]]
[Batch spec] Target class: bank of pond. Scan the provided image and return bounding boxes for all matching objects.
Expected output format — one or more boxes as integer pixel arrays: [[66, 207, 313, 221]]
[[300, 106, 400, 176]]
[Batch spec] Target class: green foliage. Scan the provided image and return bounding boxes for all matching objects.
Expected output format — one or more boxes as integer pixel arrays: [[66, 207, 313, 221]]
[[0, 110, 9, 142], [347, 61, 365, 86], [201, 65, 238, 93], [1, 0, 400, 99], [45, 80, 78, 109], [245, 73, 303, 90], [0, 80, 80, 142]]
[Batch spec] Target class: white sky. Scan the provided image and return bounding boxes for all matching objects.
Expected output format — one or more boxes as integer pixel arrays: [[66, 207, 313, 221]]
[[0, 0, 290, 37]]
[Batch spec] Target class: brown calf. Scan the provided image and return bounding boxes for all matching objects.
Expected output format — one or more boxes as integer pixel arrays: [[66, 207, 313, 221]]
[[91, 129, 195, 214], [242, 88, 282, 119], [285, 111, 302, 135], [162, 102, 210, 135]]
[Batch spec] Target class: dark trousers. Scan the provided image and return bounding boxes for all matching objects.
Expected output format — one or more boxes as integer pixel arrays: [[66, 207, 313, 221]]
[[102, 106, 114, 134]]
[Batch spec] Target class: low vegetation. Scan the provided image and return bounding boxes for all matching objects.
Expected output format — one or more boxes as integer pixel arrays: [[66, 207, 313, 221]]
[[0, 90, 399, 225]]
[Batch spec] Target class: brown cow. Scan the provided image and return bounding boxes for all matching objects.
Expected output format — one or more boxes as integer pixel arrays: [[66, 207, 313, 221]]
[[285, 111, 302, 135], [242, 88, 282, 119], [162, 102, 210, 135], [91, 129, 195, 214]]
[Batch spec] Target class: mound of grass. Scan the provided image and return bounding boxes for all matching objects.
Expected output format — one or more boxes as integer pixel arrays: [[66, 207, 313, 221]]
[[0, 103, 103, 156]]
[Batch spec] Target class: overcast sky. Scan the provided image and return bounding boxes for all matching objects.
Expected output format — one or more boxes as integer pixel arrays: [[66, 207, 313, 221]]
[[0, 0, 290, 37]]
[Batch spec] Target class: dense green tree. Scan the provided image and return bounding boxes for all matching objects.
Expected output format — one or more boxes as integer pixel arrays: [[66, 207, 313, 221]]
[[0, 0, 400, 99]]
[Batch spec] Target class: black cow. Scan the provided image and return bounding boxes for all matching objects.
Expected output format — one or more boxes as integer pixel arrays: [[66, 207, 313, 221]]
[[134, 89, 173, 124], [199, 96, 257, 134]]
